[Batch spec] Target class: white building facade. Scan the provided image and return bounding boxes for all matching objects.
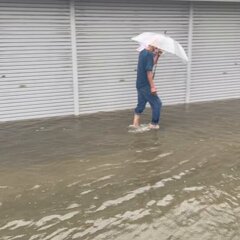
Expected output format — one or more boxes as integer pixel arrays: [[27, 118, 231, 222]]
[[0, 0, 239, 122]]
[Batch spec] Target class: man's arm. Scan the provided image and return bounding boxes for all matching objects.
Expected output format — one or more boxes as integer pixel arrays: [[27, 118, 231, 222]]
[[149, 50, 163, 94], [147, 71, 157, 95], [153, 49, 163, 65]]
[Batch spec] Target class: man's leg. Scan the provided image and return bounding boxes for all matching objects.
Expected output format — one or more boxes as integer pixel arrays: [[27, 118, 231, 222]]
[[148, 94, 162, 126], [132, 89, 147, 127], [133, 114, 140, 127]]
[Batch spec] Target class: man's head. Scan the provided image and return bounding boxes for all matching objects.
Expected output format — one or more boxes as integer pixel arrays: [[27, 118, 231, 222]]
[[147, 37, 164, 54], [147, 45, 161, 52], [148, 45, 157, 52], [148, 45, 163, 55]]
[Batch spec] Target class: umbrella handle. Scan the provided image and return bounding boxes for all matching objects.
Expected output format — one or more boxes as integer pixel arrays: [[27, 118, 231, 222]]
[[153, 64, 158, 79]]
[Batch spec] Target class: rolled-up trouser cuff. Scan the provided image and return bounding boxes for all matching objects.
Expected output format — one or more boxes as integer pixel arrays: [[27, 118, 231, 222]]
[[134, 110, 142, 115]]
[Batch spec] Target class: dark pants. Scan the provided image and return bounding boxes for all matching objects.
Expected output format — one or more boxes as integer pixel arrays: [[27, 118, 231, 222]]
[[135, 86, 162, 125]]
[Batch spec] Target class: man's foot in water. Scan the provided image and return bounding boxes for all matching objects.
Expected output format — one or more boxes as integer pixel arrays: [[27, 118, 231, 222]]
[[128, 124, 140, 129], [148, 124, 160, 129]]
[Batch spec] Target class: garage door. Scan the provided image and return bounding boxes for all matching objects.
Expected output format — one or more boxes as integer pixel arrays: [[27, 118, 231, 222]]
[[75, 0, 189, 114], [0, 0, 74, 121], [190, 2, 240, 102]]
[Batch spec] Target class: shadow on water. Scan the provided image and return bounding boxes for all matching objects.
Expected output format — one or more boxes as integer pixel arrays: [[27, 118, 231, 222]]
[[0, 99, 240, 239]]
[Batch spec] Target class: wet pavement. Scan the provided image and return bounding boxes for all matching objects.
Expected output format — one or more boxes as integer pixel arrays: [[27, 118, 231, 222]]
[[0, 99, 240, 240]]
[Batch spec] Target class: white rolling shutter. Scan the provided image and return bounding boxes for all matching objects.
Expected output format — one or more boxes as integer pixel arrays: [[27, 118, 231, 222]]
[[0, 0, 74, 121], [75, 0, 189, 114], [190, 2, 240, 102]]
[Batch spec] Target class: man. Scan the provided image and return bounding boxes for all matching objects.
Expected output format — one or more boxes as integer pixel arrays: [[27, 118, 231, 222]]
[[131, 45, 163, 129]]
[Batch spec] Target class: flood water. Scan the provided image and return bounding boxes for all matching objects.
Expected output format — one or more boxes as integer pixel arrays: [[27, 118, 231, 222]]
[[0, 100, 240, 240]]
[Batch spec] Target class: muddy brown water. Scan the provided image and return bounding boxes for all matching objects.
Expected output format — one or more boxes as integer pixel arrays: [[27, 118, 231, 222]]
[[0, 100, 240, 240]]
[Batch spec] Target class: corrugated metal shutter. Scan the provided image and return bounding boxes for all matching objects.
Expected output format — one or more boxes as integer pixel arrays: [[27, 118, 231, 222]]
[[0, 0, 74, 121], [75, 0, 189, 114], [190, 2, 240, 102]]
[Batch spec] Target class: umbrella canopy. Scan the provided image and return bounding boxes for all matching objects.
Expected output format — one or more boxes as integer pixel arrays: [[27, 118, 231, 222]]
[[131, 32, 188, 63]]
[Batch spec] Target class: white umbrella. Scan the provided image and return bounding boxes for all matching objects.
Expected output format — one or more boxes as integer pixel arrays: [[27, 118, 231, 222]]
[[131, 32, 188, 63]]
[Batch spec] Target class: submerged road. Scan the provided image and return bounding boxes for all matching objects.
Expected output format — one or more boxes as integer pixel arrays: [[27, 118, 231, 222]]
[[0, 99, 239, 240]]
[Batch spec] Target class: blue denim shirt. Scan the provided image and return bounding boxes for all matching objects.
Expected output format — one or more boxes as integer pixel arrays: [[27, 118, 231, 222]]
[[136, 49, 154, 89]]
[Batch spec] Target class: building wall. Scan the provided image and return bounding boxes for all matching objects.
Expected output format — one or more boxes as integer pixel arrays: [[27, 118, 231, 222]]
[[0, 0, 239, 122]]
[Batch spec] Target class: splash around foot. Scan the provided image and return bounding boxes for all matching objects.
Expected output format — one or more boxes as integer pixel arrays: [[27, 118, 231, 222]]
[[128, 124, 159, 133]]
